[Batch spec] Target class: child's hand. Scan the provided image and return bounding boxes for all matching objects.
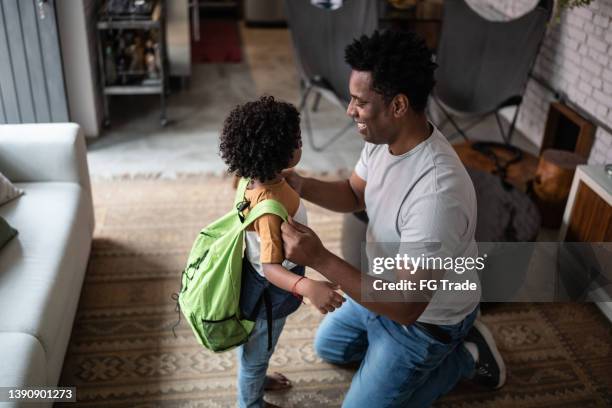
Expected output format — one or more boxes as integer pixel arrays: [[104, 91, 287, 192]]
[[299, 279, 345, 314]]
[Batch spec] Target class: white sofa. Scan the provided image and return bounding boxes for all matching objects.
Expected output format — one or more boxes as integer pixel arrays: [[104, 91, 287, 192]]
[[0, 124, 94, 403]]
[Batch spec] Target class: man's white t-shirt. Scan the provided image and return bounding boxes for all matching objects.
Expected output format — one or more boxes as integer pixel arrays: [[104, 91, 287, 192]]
[[354, 125, 480, 325]]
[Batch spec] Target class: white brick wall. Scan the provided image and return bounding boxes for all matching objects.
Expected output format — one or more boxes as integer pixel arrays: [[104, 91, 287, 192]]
[[466, 0, 612, 164]]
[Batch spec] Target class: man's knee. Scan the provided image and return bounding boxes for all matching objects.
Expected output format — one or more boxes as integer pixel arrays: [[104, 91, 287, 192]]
[[314, 329, 343, 364], [314, 324, 366, 365]]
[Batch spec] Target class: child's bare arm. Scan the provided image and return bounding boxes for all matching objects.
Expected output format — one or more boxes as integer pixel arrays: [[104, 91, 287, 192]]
[[262, 263, 345, 314], [261, 263, 302, 292]]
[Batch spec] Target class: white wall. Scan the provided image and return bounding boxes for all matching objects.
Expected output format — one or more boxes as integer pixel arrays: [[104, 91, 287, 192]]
[[469, 0, 612, 164]]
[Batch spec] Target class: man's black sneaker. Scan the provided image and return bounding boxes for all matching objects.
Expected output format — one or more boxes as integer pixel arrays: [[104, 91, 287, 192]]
[[465, 320, 506, 390]]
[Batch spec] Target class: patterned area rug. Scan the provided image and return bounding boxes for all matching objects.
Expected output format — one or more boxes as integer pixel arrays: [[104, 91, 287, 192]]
[[58, 178, 612, 407]]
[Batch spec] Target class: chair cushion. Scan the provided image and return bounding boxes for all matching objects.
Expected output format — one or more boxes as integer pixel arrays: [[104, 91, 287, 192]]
[[0, 182, 92, 364]]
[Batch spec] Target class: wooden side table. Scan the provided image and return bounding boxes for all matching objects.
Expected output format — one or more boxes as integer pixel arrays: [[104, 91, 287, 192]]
[[559, 165, 612, 321], [533, 149, 586, 228], [560, 165, 612, 241]]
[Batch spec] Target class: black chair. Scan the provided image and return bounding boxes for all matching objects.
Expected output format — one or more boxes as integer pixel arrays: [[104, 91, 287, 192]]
[[431, 0, 553, 144], [284, 0, 379, 151]]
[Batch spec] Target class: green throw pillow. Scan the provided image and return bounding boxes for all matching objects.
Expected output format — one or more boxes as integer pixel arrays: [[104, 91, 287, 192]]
[[0, 216, 17, 249]]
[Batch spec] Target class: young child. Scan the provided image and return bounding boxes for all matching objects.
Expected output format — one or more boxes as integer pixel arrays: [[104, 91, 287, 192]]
[[219, 96, 345, 408]]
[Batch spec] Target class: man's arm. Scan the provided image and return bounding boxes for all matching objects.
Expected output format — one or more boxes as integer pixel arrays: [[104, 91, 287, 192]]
[[313, 250, 429, 325], [281, 218, 429, 325], [283, 170, 366, 213], [262, 264, 345, 314]]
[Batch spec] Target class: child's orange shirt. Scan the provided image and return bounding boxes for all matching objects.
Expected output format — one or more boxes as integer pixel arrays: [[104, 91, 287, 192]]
[[243, 179, 307, 269]]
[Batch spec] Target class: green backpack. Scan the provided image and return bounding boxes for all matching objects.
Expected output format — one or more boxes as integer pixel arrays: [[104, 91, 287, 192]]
[[177, 178, 288, 352]]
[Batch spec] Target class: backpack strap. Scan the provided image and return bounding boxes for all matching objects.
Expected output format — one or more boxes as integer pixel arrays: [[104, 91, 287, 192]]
[[234, 177, 250, 207], [234, 179, 289, 223], [263, 288, 273, 351], [241, 199, 289, 229], [240, 197, 289, 351], [234, 192, 289, 351]]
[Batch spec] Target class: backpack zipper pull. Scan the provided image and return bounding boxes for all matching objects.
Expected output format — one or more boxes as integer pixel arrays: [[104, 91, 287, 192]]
[[236, 200, 250, 222], [236, 200, 250, 212]]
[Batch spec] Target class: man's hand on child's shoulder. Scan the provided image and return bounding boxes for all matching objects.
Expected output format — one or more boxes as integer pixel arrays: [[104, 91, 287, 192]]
[[281, 217, 328, 269]]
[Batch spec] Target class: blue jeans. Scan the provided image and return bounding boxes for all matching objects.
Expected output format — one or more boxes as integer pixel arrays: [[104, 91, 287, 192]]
[[314, 298, 478, 408], [236, 317, 286, 408]]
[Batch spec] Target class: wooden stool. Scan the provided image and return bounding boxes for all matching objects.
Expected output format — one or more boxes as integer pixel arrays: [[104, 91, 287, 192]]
[[533, 149, 586, 228]]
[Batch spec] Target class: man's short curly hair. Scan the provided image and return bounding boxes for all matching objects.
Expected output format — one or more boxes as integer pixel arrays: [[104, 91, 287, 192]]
[[345, 30, 437, 112], [219, 96, 301, 182]]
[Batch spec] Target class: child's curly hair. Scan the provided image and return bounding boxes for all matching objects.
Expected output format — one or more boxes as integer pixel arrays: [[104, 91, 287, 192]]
[[219, 96, 301, 182]]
